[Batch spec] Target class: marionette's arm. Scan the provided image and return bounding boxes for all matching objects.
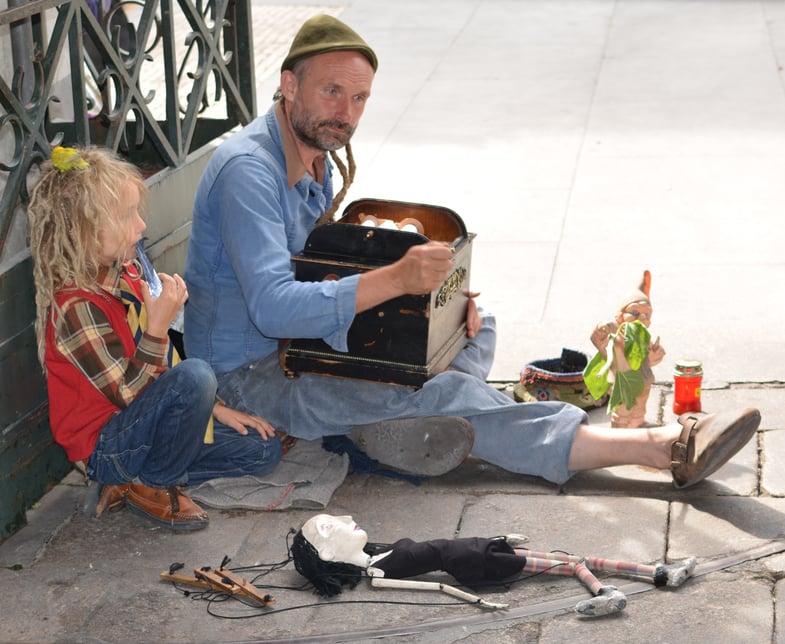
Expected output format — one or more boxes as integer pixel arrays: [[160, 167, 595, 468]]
[[367, 568, 508, 610]]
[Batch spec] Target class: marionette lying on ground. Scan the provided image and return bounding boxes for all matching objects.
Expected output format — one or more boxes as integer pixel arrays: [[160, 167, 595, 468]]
[[291, 514, 696, 617]]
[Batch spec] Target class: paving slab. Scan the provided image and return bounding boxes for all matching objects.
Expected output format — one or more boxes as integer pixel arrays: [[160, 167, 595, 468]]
[[668, 497, 785, 561], [776, 579, 785, 643], [761, 429, 785, 496], [539, 574, 773, 644], [459, 494, 669, 564]]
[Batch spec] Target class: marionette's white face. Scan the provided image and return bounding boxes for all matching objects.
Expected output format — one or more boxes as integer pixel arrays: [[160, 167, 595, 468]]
[[301, 514, 370, 567]]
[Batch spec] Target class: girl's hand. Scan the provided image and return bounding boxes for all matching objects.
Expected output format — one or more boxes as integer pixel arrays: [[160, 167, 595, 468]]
[[141, 272, 187, 338], [212, 403, 277, 439]]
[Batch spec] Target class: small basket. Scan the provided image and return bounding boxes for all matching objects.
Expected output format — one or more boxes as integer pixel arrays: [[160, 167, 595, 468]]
[[513, 348, 608, 410]]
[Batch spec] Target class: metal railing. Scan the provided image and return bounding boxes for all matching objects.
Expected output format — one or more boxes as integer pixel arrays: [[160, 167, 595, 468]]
[[0, 0, 256, 252]]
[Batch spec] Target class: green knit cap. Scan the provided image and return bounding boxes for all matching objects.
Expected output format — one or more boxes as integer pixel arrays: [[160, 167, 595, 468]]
[[281, 14, 378, 72]]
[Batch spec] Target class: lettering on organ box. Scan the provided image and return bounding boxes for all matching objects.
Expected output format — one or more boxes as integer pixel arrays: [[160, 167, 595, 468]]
[[436, 267, 467, 309]]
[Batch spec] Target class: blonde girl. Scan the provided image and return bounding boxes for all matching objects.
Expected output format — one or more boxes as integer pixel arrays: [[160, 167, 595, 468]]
[[28, 146, 282, 531]]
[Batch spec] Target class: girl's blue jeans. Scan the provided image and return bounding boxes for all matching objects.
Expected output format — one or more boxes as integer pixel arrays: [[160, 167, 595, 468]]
[[86, 359, 282, 487]]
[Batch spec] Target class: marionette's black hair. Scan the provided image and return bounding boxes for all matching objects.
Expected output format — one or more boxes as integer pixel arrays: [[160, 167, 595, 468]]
[[290, 529, 365, 597]]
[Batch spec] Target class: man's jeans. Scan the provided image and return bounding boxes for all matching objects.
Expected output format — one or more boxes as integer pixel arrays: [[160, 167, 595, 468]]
[[87, 359, 282, 487], [217, 314, 588, 485]]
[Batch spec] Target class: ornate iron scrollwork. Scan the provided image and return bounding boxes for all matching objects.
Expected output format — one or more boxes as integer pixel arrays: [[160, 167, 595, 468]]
[[0, 0, 255, 239]]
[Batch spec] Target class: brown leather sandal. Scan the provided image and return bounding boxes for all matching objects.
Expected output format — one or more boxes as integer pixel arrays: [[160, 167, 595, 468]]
[[671, 407, 761, 488]]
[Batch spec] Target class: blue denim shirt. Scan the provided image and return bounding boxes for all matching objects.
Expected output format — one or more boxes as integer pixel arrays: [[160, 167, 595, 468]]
[[183, 104, 360, 374]]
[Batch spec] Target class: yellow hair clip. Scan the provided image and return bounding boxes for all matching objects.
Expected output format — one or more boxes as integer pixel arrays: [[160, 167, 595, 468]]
[[51, 146, 89, 172]]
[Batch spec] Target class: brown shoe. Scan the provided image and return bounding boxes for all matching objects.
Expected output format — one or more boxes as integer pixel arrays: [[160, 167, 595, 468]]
[[671, 407, 761, 488], [95, 483, 130, 518], [126, 482, 209, 531]]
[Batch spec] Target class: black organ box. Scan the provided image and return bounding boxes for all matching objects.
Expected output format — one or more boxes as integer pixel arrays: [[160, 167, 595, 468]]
[[283, 198, 475, 387]]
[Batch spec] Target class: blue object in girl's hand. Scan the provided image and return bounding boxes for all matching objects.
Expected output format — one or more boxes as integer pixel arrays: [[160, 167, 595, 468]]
[[136, 240, 162, 297]]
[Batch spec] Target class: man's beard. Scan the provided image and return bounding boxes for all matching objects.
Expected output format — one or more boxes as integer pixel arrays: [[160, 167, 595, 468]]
[[291, 110, 355, 152]]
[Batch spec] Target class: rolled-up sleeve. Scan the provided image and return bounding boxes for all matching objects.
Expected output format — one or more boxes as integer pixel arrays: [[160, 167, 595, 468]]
[[322, 274, 359, 352]]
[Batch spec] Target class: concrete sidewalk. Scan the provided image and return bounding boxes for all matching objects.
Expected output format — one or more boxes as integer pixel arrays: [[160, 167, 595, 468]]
[[3, 383, 785, 643], [3, 1, 785, 641]]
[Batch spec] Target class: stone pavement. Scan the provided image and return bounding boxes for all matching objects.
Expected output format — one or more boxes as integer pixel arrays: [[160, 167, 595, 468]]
[[3, 0, 785, 642], [3, 383, 785, 643]]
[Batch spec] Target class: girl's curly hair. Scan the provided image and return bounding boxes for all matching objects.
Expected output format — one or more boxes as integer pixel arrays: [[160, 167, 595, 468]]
[[26, 146, 148, 368]]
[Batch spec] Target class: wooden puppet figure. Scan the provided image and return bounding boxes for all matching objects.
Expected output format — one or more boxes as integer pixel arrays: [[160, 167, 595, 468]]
[[291, 514, 696, 616]]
